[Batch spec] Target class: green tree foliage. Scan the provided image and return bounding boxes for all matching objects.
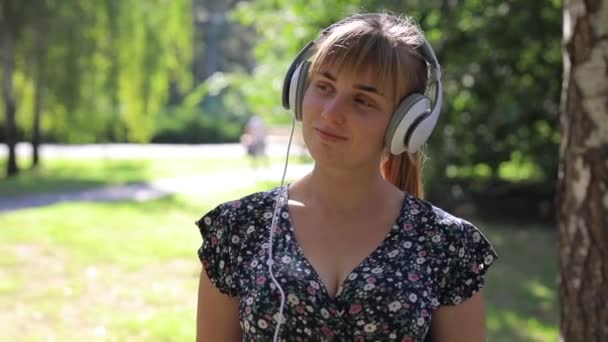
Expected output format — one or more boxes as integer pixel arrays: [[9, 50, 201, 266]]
[[146, 0, 257, 145], [229, 0, 360, 122], [4, 0, 192, 147]]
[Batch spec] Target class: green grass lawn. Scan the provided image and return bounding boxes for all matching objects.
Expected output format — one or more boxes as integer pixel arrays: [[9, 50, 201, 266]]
[[0, 158, 558, 341], [482, 222, 558, 341], [0, 187, 248, 342]]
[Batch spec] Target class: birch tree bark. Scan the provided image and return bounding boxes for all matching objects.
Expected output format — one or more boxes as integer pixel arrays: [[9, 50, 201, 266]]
[[558, 0, 608, 340]]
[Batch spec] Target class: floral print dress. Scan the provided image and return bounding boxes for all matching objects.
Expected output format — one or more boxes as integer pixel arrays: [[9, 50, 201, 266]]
[[196, 186, 497, 341]]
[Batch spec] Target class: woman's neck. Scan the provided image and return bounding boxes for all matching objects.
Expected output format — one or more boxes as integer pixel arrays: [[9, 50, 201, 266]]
[[290, 162, 400, 214]]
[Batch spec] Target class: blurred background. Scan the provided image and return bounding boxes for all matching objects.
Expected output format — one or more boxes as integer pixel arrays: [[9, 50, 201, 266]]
[[1, 0, 560, 341]]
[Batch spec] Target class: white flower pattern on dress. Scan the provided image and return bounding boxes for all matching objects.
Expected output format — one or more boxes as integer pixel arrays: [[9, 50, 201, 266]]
[[388, 301, 403, 312]]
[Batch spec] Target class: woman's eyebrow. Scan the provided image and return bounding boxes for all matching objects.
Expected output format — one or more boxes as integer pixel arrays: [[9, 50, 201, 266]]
[[319, 71, 336, 81], [317, 71, 382, 95], [355, 84, 381, 94]]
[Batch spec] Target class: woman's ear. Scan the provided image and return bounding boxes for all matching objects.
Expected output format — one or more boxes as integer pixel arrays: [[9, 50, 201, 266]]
[[380, 148, 391, 177], [381, 146, 391, 162]]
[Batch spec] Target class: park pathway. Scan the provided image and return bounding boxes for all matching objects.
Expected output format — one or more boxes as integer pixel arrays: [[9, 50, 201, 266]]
[[0, 163, 313, 214], [0, 139, 312, 213]]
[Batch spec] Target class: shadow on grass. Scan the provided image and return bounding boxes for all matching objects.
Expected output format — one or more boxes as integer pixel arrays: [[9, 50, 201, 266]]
[[0, 159, 149, 198], [0, 156, 287, 199], [480, 221, 558, 341]]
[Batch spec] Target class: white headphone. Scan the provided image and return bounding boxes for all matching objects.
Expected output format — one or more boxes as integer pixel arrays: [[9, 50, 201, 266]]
[[281, 14, 443, 154]]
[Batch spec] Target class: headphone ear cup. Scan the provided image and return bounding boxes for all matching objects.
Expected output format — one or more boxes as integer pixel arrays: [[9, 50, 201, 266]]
[[407, 103, 440, 153], [385, 93, 432, 154], [288, 61, 311, 121]]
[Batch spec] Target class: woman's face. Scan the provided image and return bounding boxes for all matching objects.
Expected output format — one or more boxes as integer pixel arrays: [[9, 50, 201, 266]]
[[301, 64, 394, 169]]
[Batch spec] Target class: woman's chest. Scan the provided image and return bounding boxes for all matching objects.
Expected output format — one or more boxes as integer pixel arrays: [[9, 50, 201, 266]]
[[288, 205, 402, 298], [235, 229, 442, 340]]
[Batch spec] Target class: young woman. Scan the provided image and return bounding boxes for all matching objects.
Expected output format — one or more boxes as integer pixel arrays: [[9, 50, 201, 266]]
[[196, 12, 497, 342]]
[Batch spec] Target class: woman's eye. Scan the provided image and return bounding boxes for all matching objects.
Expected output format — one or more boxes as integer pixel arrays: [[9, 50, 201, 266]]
[[315, 82, 332, 93], [355, 96, 375, 108]]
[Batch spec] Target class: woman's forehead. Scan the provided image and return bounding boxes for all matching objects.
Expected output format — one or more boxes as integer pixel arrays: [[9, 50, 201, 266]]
[[316, 61, 390, 93]]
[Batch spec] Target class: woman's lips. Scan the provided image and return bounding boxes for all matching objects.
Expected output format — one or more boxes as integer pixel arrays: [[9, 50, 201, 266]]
[[315, 127, 347, 142]]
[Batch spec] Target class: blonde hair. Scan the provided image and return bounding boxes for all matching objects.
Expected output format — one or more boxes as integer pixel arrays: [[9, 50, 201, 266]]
[[309, 13, 429, 198]]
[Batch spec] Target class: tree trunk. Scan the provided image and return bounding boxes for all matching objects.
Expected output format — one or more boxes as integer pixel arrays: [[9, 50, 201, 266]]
[[192, 0, 227, 83], [204, 4, 224, 79], [2, 18, 19, 177], [32, 18, 47, 168], [558, 0, 608, 341], [32, 67, 43, 168], [192, 0, 207, 84]]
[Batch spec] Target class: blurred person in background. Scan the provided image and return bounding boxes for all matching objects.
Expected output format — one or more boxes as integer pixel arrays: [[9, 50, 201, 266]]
[[241, 114, 269, 169]]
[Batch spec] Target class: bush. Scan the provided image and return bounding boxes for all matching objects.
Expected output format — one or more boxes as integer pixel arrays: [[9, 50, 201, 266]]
[[151, 106, 245, 144], [426, 177, 555, 224]]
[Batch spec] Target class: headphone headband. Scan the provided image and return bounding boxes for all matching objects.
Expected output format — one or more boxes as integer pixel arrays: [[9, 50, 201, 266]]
[[282, 35, 442, 110]]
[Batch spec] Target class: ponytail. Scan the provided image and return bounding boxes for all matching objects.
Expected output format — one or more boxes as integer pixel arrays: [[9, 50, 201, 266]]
[[381, 152, 424, 198]]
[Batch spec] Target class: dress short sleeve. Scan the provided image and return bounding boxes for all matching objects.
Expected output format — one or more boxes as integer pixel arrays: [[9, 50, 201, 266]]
[[438, 219, 497, 306], [195, 204, 240, 297]]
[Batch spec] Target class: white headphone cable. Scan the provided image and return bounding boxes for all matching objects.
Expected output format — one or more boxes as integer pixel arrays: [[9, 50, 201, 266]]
[[267, 117, 296, 342]]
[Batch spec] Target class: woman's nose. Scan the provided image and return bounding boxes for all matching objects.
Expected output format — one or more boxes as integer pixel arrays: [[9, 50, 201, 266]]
[[321, 95, 346, 124]]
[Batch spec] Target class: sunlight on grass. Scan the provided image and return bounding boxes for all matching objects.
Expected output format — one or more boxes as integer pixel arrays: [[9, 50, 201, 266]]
[[0, 276, 21, 294], [110, 309, 195, 341], [526, 279, 555, 302], [0, 196, 206, 267], [487, 307, 558, 342]]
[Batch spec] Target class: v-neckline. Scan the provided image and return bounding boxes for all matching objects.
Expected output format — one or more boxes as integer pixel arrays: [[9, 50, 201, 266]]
[[279, 185, 407, 301]]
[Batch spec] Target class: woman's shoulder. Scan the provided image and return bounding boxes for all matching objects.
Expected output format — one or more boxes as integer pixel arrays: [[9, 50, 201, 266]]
[[402, 193, 496, 253], [195, 186, 282, 230], [402, 194, 498, 305], [195, 188, 282, 297], [404, 193, 476, 230]]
